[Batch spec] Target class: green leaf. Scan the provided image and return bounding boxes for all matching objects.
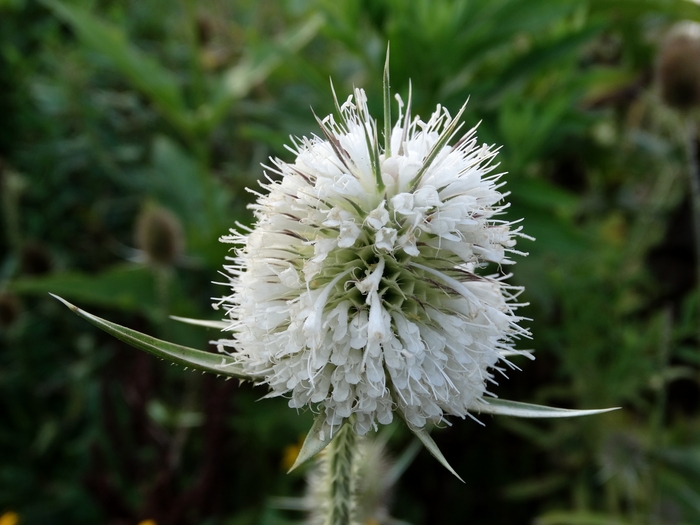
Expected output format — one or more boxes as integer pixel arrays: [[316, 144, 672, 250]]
[[474, 399, 618, 418], [657, 467, 700, 514], [503, 474, 568, 500], [149, 135, 208, 228], [654, 447, 700, 482], [41, 0, 191, 133], [10, 265, 158, 313], [147, 399, 204, 429], [288, 408, 338, 473], [497, 418, 561, 450], [509, 204, 588, 256], [498, 93, 574, 169], [510, 178, 580, 216], [126, 136, 230, 261], [409, 426, 464, 483], [589, 0, 700, 19], [206, 13, 324, 132], [488, 23, 606, 99], [51, 294, 250, 379]]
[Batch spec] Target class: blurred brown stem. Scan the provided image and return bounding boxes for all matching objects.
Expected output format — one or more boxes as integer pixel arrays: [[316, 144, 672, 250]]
[[0, 162, 22, 252]]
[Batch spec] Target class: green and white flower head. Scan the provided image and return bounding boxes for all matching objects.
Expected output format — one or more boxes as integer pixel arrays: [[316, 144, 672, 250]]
[[50, 61, 616, 483], [214, 77, 533, 438]]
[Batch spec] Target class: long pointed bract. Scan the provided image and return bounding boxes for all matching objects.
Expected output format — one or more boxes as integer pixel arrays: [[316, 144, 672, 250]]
[[288, 408, 339, 473], [51, 294, 250, 379], [383, 43, 392, 158], [474, 398, 619, 418], [410, 426, 464, 483]]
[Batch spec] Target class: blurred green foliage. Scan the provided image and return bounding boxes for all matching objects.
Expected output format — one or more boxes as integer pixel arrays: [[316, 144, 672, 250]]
[[2, 0, 700, 523]]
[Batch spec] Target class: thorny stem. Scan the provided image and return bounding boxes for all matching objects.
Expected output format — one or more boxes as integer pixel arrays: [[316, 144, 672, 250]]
[[684, 118, 700, 343], [324, 423, 356, 525]]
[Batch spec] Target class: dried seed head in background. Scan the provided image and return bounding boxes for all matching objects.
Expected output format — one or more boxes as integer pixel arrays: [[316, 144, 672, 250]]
[[657, 21, 700, 111], [19, 240, 53, 276], [135, 205, 185, 267]]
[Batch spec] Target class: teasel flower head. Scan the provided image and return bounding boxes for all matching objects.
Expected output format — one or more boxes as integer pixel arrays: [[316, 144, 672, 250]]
[[51, 59, 617, 479], [214, 63, 534, 440], [657, 21, 700, 111]]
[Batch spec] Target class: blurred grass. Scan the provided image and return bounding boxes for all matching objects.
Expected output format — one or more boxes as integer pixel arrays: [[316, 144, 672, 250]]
[[2, 0, 700, 523]]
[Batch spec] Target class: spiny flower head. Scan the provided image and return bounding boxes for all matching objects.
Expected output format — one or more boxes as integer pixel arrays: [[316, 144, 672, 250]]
[[215, 81, 531, 437]]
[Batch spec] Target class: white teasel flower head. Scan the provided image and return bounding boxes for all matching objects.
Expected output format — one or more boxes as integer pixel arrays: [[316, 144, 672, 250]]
[[214, 79, 532, 438]]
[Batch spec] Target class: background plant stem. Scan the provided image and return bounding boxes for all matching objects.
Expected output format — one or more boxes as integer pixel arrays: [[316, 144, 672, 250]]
[[684, 118, 700, 344], [0, 166, 22, 253]]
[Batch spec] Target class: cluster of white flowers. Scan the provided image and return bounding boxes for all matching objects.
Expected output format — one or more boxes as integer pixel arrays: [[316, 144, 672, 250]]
[[214, 87, 531, 436]]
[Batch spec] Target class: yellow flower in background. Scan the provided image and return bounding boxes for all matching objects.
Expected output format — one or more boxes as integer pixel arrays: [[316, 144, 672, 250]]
[[282, 436, 305, 472], [0, 512, 19, 525]]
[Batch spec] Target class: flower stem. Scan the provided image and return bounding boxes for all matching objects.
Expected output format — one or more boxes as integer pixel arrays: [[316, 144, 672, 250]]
[[324, 423, 356, 525], [684, 118, 700, 343]]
